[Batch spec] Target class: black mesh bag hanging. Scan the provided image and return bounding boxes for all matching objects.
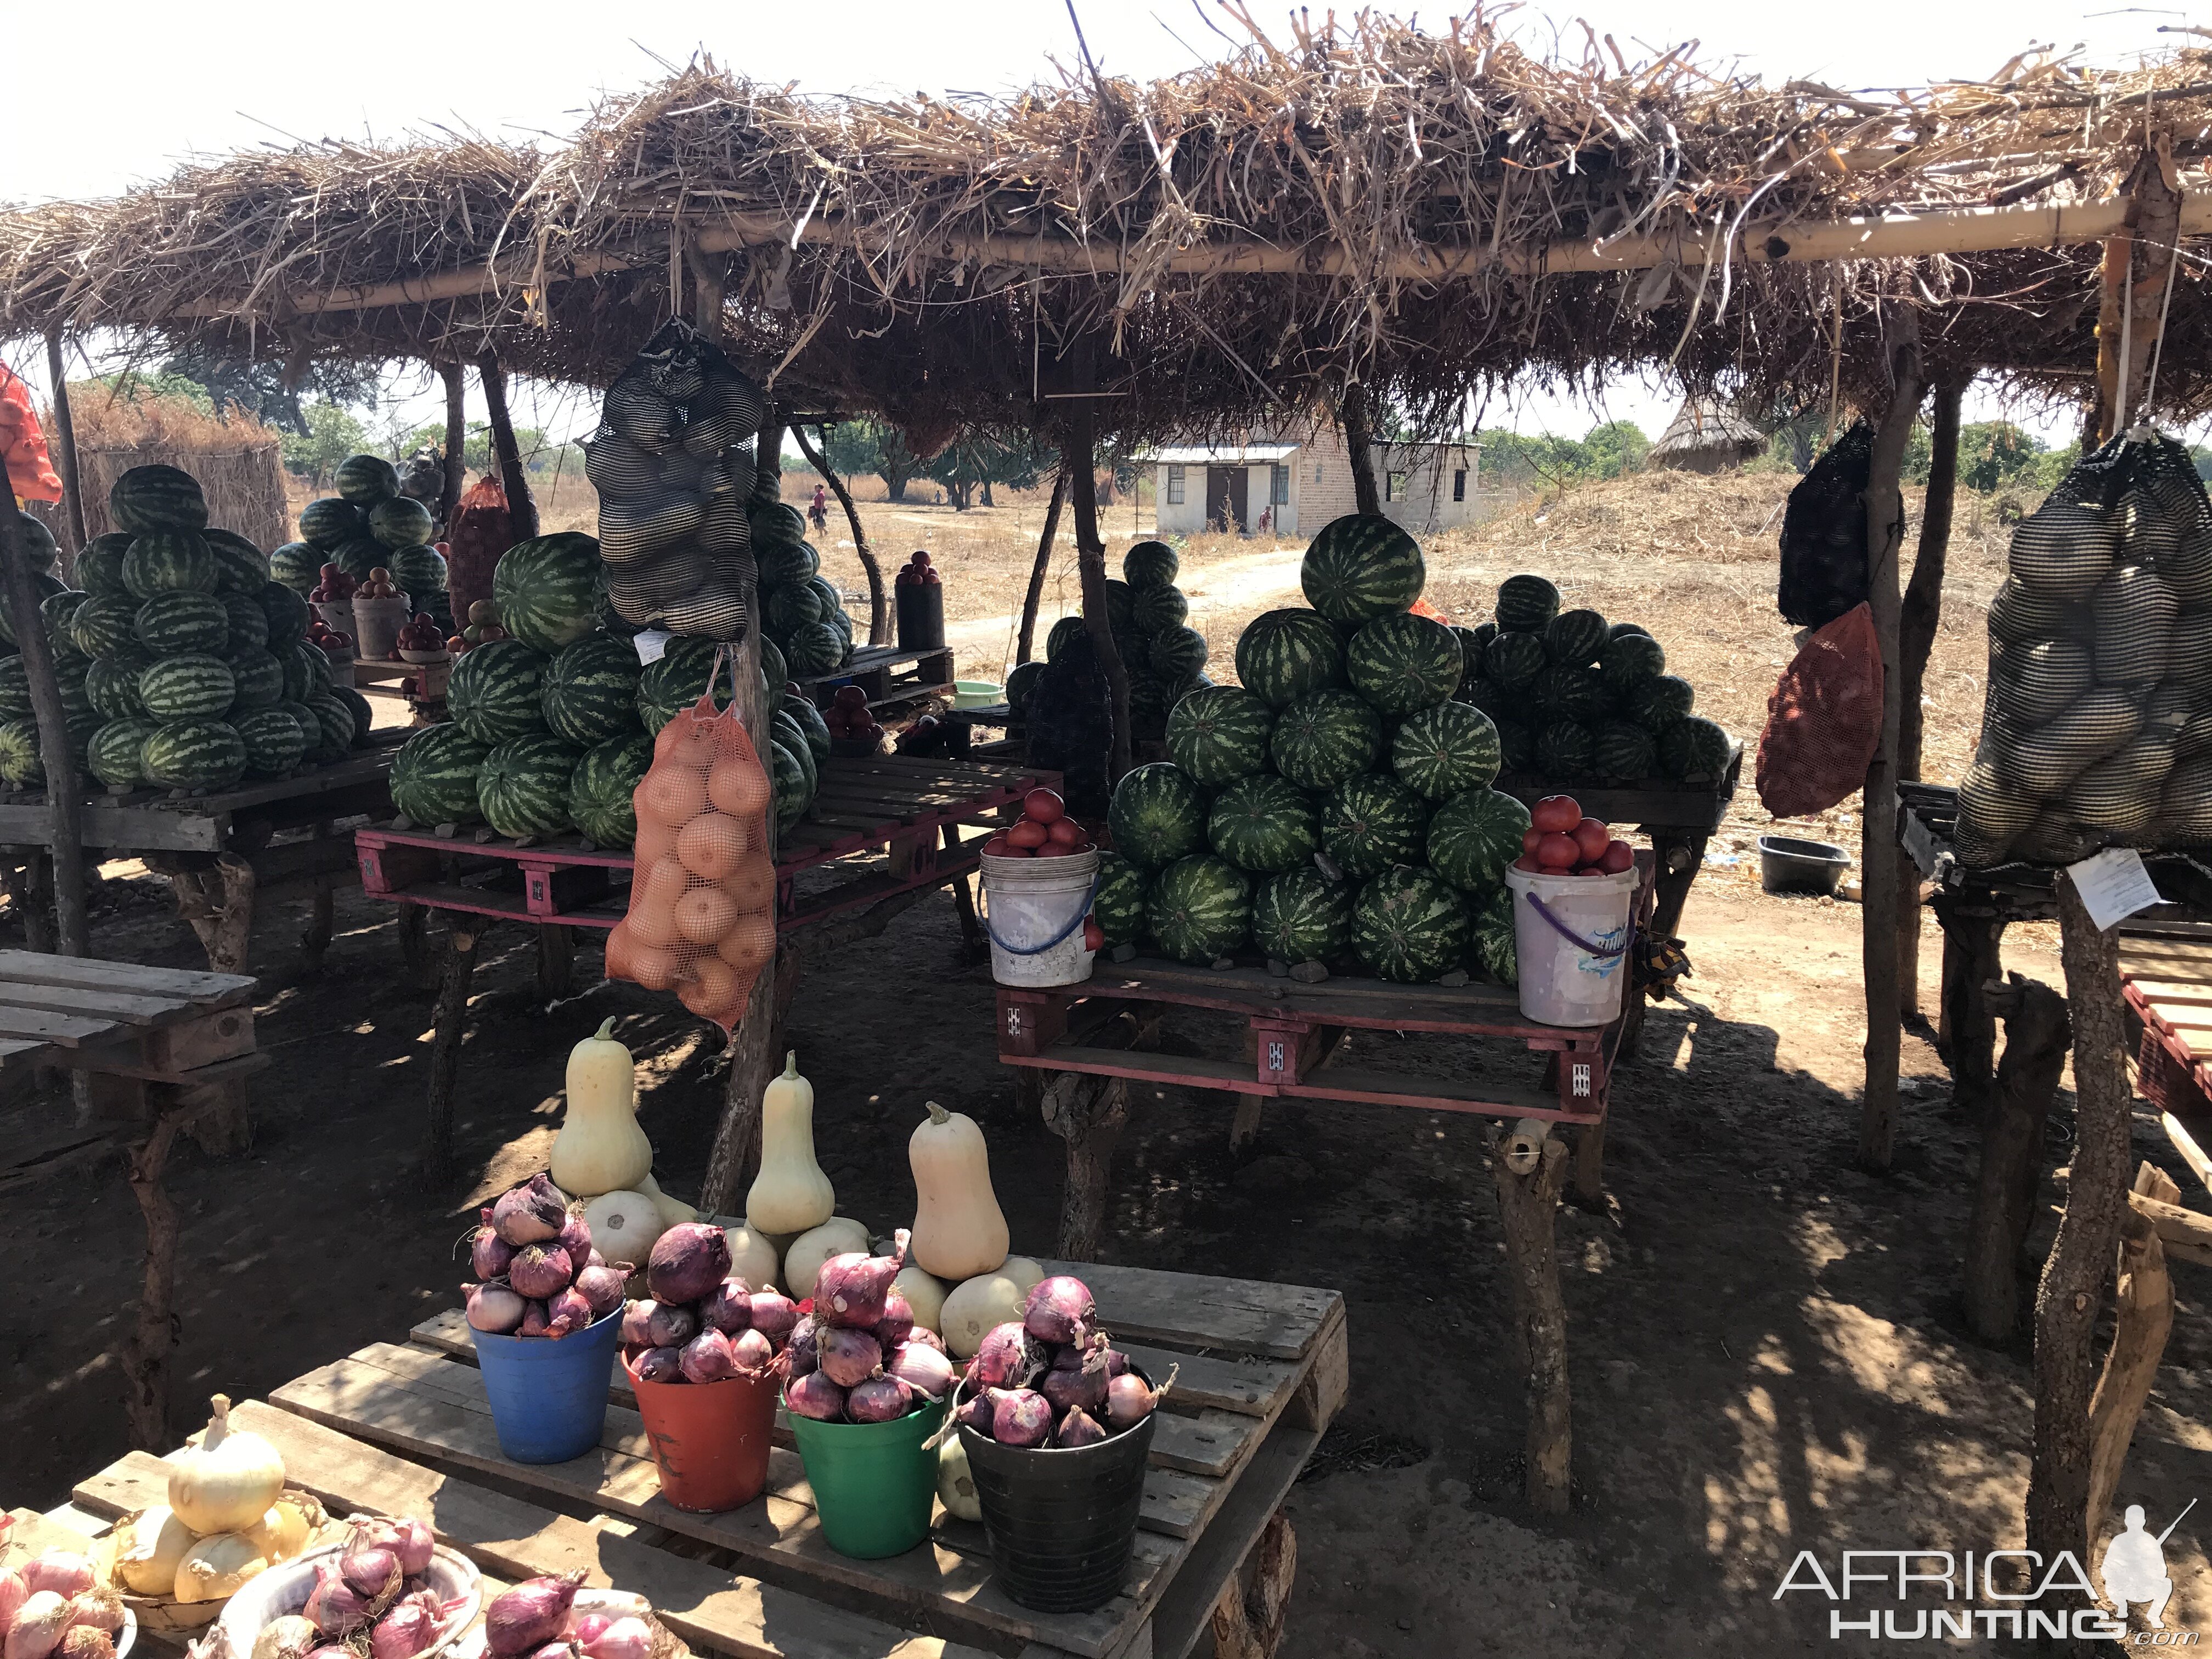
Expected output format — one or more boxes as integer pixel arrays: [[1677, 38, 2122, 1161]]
[[1778, 421, 1875, 628]]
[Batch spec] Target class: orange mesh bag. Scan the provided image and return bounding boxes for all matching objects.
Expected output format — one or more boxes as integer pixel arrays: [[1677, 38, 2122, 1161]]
[[1755, 602, 1883, 819], [606, 648, 776, 1031]]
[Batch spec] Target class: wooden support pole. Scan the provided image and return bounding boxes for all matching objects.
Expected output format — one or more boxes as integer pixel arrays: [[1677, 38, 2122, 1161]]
[[0, 505, 88, 956], [2028, 872, 2137, 1572], [2098, 140, 2186, 444], [1494, 1121, 1571, 1513], [438, 362, 466, 535], [424, 912, 482, 1185], [1857, 307, 1925, 1171], [2085, 1164, 2178, 1534], [1042, 1069, 1129, 1261], [1896, 379, 1962, 1019], [1209, 1513, 1297, 1659], [1339, 383, 1382, 518], [476, 353, 538, 542], [1066, 354, 1132, 780], [122, 1104, 190, 1451], [789, 424, 887, 645], [536, 924, 574, 999], [44, 326, 86, 557], [1016, 466, 1068, 665], [1963, 973, 2070, 1341]]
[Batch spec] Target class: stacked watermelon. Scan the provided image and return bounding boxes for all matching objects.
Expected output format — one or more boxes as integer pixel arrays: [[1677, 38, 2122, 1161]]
[[1095, 512, 1538, 985], [1007, 540, 1206, 738], [1456, 573, 1730, 785], [751, 501, 856, 682], [281, 452, 452, 633], [0, 465, 365, 798]]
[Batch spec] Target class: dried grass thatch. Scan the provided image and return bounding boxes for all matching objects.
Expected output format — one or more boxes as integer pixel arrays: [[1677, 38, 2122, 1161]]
[[29, 385, 287, 552]]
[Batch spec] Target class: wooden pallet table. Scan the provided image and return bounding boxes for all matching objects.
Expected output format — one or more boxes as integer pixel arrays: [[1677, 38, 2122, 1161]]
[[0, 736, 404, 974], [794, 642, 957, 714], [347, 655, 450, 720], [53, 1261, 1346, 1659], [0, 949, 264, 1451]]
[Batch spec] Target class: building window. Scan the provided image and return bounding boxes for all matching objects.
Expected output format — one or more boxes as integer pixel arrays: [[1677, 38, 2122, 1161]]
[[1313, 464, 1324, 484], [1271, 464, 1290, 505], [1166, 465, 1185, 505], [1386, 471, 1407, 503], [1452, 469, 1467, 503]]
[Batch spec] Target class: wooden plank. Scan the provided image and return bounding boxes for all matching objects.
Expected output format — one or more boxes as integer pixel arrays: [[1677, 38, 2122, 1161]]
[[1146, 1425, 1319, 1659], [0, 1006, 121, 1046], [2166, 1113, 2212, 1194], [2124, 979, 2212, 1007], [4, 1509, 110, 1555], [0, 951, 254, 1005], [1108, 1344, 1296, 1419], [1036, 1262, 1338, 1364], [0, 983, 195, 1024], [70, 1449, 173, 1519], [40, 1504, 112, 1538]]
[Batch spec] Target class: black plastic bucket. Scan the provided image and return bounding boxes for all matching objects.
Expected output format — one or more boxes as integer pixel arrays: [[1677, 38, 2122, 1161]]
[[1757, 834, 1852, 896], [957, 1377, 1158, 1612], [896, 583, 945, 650]]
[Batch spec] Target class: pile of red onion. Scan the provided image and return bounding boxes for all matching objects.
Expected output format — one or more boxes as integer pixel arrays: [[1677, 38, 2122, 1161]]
[[479, 1572, 665, 1659], [951, 1276, 1171, 1449], [0, 1537, 126, 1659], [243, 1516, 463, 1659], [620, 1223, 798, 1385], [461, 1175, 628, 1341], [782, 1241, 955, 1425]]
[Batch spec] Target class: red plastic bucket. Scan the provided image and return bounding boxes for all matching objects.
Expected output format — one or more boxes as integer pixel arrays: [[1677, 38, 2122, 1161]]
[[625, 1355, 778, 1512]]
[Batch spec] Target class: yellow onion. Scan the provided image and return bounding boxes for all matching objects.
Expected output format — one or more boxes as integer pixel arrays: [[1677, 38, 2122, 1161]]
[[168, 1396, 285, 1535], [172, 1534, 269, 1604], [115, 1506, 196, 1596], [244, 1493, 324, 1564]]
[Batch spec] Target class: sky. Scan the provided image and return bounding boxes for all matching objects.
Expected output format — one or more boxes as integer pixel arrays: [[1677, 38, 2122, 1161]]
[[4, 0, 2201, 449]]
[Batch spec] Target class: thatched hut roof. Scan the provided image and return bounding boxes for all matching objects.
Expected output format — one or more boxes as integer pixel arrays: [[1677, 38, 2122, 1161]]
[[1649, 398, 1768, 472], [8, 15, 2212, 442]]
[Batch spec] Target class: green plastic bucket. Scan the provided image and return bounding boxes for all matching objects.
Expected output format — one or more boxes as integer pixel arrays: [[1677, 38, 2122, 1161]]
[[784, 1393, 949, 1558]]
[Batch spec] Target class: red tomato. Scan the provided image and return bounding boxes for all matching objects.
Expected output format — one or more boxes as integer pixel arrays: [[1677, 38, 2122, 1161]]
[[1511, 854, 1542, 872], [1600, 838, 1635, 875], [834, 685, 868, 709], [1024, 788, 1066, 825], [1571, 866, 1602, 878], [1084, 918, 1104, 950], [1007, 820, 1049, 849], [1521, 826, 1545, 856], [1536, 832, 1581, 870], [1046, 816, 1084, 846], [983, 835, 1020, 857], [1572, 817, 1611, 864], [1531, 794, 1582, 834], [1035, 842, 1075, 857]]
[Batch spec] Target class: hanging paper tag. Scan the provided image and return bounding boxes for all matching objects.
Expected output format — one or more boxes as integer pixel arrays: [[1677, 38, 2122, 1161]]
[[2065, 847, 2161, 933], [632, 630, 672, 665]]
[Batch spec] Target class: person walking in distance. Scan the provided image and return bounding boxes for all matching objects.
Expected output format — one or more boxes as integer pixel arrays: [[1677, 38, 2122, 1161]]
[[808, 483, 831, 534]]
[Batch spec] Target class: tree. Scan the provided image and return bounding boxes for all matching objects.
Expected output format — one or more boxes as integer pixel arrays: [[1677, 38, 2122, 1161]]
[[159, 348, 379, 434], [1955, 422, 2047, 492], [1579, 420, 1648, 480], [281, 399, 368, 484], [819, 418, 922, 501], [924, 430, 1054, 511]]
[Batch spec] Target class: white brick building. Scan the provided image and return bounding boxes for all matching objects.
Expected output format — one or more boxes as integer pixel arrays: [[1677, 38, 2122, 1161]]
[[1145, 421, 1480, 539]]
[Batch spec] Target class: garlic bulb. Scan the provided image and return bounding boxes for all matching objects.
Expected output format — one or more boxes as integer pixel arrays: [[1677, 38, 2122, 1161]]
[[168, 1395, 285, 1535], [115, 1506, 196, 1596], [171, 1533, 269, 1604]]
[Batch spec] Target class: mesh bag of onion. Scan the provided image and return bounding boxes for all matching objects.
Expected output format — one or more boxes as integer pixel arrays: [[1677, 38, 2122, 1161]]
[[606, 647, 776, 1030]]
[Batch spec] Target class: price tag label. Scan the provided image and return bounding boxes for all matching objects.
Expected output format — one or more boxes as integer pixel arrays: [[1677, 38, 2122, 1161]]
[[632, 630, 671, 665], [2066, 847, 2162, 932]]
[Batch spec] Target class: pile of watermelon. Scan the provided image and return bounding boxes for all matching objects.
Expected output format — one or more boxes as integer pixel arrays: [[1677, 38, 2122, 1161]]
[[1457, 572, 1731, 786], [753, 501, 857, 682], [275, 453, 453, 634], [0, 465, 371, 797], [1003, 540, 1210, 739]]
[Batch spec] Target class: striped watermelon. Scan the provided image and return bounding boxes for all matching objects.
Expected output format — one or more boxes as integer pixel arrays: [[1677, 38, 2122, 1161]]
[[1483, 632, 1547, 690], [259, 582, 311, 646], [760, 635, 789, 695], [1543, 608, 1609, 664], [1165, 686, 1273, 786], [1251, 868, 1353, 964], [123, 530, 217, 599], [88, 718, 155, 789], [142, 719, 247, 789], [1320, 775, 1429, 877], [1207, 774, 1320, 874], [772, 739, 812, 836], [1107, 762, 1206, 868], [543, 635, 645, 745], [330, 538, 387, 584], [0, 572, 63, 653], [335, 454, 400, 504], [478, 733, 583, 837], [74, 534, 133, 595], [751, 501, 810, 554], [203, 529, 269, 595], [222, 590, 269, 653], [333, 685, 375, 748], [71, 592, 140, 658], [569, 733, 654, 847], [1234, 609, 1342, 707], [637, 641, 731, 732], [781, 696, 832, 765], [1426, 788, 1531, 891], [298, 499, 362, 551], [1534, 664, 1610, 724], [391, 723, 494, 823], [0, 658, 28, 720], [1609, 620, 1652, 641], [1495, 574, 1561, 632], [1347, 613, 1462, 714], [450, 639, 551, 743], [236, 707, 309, 775], [86, 651, 152, 720], [0, 718, 41, 786], [1270, 689, 1381, 791], [1124, 541, 1180, 590], [1006, 660, 1046, 714], [757, 539, 820, 590], [1146, 854, 1252, 963], [1598, 631, 1666, 693], [765, 583, 825, 634], [493, 534, 606, 654], [109, 465, 208, 533], [301, 693, 353, 761], [784, 622, 845, 676], [387, 545, 449, 596], [41, 594, 88, 662], [1353, 868, 1469, 983], [1594, 721, 1658, 781], [1091, 851, 1152, 945], [1045, 616, 1090, 663], [12, 513, 55, 570], [1392, 703, 1502, 799], [1101, 580, 1137, 635], [132, 652, 227, 721], [1470, 884, 1517, 984], [1660, 717, 1733, 781], [1132, 586, 1189, 636], [774, 711, 817, 798], [369, 496, 435, 550], [1301, 515, 1425, 623], [134, 594, 229, 656], [281, 640, 332, 704], [1536, 721, 1594, 776], [226, 648, 286, 712], [1629, 675, 1696, 730], [1149, 626, 1209, 685], [270, 541, 323, 591]]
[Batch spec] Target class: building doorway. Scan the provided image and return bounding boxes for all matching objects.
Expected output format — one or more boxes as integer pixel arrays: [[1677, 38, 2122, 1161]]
[[1205, 465, 1249, 532]]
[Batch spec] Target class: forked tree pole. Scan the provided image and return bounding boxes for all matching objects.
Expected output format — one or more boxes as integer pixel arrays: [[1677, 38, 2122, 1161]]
[[43, 326, 86, 556], [477, 353, 538, 541], [1066, 343, 1132, 778], [1895, 379, 1963, 1017], [1017, 466, 1068, 665], [1339, 383, 1383, 517], [789, 424, 887, 645], [0, 506, 87, 955], [438, 362, 466, 534]]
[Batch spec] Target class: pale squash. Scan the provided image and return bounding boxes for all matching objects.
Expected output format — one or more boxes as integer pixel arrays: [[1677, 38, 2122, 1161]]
[[907, 1102, 1009, 1280], [637, 1172, 698, 1229], [715, 1217, 782, 1290], [582, 1188, 665, 1267], [550, 1018, 653, 1198], [744, 1053, 836, 1235], [892, 1265, 947, 1334], [1000, 1255, 1045, 1299], [938, 1268, 1029, 1358], [781, 1216, 869, 1300]]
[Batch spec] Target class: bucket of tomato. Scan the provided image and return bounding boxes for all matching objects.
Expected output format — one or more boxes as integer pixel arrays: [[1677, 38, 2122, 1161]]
[[979, 788, 1101, 988], [1503, 793, 1638, 1027]]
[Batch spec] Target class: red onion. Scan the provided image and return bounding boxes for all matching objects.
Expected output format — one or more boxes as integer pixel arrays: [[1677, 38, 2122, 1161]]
[[545, 1286, 596, 1338], [61, 1589, 122, 1636], [556, 1211, 594, 1272], [387, 1517, 435, 1576], [646, 1223, 731, 1305], [817, 1327, 882, 1387], [633, 1346, 682, 1384], [699, 1278, 754, 1334], [518, 1300, 551, 1338], [620, 1300, 652, 1345], [1052, 1407, 1109, 1448], [785, 1370, 847, 1421], [580, 1618, 652, 1659], [56, 1632, 110, 1659], [574, 1265, 628, 1318], [873, 1291, 913, 1350], [1103, 1347, 1131, 1378], [990, 1388, 1054, 1448], [748, 1289, 798, 1341], [524, 1645, 573, 1659], [1104, 1369, 1169, 1430], [785, 1314, 820, 1377], [1040, 1346, 1108, 1416], [952, 1391, 995, 1437], [467, 1283, 527, 1334], [483, 1572, 586, 1658], [567, 1616, 611, 1648], [21, 1556, 92, 1600], [640, 1300, 696, 1348], [1023, 1276, 1096, 1345], [0, 1563, 27, 1631], [507, 1243, 574, 1300], [847, 1375, 916, 1423], [7, 1592, 69, 1659], [369, 1600, 437, 1659], [904, 1326, 945, 1354], [306, 1562, 373, 1637], [471, 1218, 516, 1281], [341, 1530, 403, 1602], [491, 1175, 569, 1246], [730, 1328, 775, 1373], [680, 1328, 736, 1383], [814, 1252, 901, 1329], [885, 1341, 955, 1401], [585, 1248, 608, 1269], [971, 1322, 1044, 1390]]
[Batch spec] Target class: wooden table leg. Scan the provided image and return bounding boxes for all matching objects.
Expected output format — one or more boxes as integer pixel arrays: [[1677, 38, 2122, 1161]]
[[944, 823, 985, 956], [301, 882, 335, 969], [1963, 974, 2070, 1341], [1042, 1070, 1128, 1261], [1647, 832, 1705, 938], [1934, 894, 2005, 1119], [122, 1102, 191, 1451], [537, 924, 574, 999], [169, 852, 259, 975], [22, 848, 57, 953], [1572, 1119, 1606, 1206], [1231, 1026, 1265, 1159], [395, 905, 434, 990], [1495, 1118, 1571, 1513], [1209, 1511, 1297, 1659], [424, 912, 484, 1184]]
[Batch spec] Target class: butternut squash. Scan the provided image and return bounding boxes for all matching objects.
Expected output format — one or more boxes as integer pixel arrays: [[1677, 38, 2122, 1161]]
[[907, 1102, 1008, 1280], [939, 1268, 1028, 1358], [744, 1053, 836, 1235], [782, 1216, 870, 1300], [892, 1265, 946, 1334], [550, 1018, 653, 1198], [715, 1218, 782, 1291]]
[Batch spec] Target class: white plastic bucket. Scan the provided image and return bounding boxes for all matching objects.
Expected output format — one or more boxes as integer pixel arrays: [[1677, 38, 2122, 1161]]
[[1503, 862, 1638, 1027], [981, 848, 1101, 987]]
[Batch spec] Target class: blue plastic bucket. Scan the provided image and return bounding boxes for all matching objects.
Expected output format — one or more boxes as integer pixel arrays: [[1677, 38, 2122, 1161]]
[[470, 1308, 623, 1464]]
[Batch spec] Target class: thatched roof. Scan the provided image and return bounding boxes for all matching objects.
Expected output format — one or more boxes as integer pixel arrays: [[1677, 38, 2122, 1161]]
[[9, 14, 2212, 443], [1650, 397, 1768, 469]]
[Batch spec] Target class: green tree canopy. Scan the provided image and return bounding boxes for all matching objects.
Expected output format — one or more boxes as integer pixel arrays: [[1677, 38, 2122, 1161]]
[[280, 399, 368, 483], [159, 349, 379, 435], [817, 419, 923, 501]]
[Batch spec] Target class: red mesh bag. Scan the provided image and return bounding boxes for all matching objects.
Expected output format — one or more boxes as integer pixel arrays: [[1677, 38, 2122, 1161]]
[[446, 474, 513, 628], [1755, 602, 1883, 819], [606, 650, 776, 1032]]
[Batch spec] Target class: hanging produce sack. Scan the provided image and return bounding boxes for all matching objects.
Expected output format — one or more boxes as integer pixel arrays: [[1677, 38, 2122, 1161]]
[[447, 473, 513, 631], [1754, 602, 1883, 819], [590, 319, 766, 640], [1776, 421, 1874, 629], [605, 647, 777, 1031], [1954, 431, 2212, 867]]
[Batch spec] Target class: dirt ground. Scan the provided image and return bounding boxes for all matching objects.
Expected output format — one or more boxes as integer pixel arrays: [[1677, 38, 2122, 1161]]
[[6, 471, 2209, 1650]]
